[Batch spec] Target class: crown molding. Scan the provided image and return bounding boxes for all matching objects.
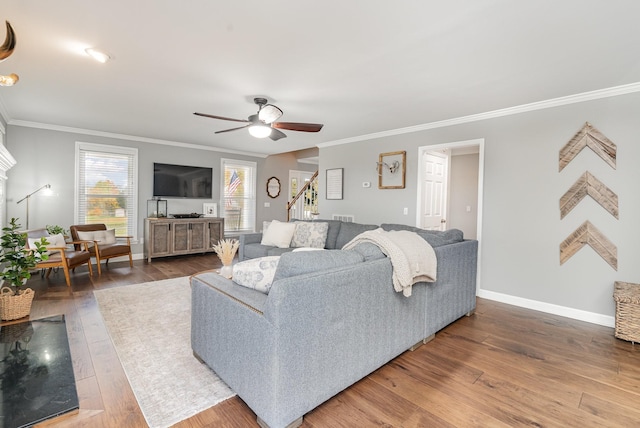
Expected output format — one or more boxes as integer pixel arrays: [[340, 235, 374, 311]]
[[318, 81, 640, 148], [6, 119, 268, 158]]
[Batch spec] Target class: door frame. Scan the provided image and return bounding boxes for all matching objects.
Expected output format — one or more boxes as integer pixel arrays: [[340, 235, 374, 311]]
[[417, 138, 484, 293]]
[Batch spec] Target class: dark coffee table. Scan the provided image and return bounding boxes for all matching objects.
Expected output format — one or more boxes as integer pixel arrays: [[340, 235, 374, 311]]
[[1, 314, 79, 427]]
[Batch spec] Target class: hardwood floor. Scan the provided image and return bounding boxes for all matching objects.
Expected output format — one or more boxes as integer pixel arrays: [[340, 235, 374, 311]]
[[4, 256, 640, 427]]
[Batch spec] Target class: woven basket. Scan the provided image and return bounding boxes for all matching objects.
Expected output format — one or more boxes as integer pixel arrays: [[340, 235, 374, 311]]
[[613, 281, 640, 343], [0, 287, 35, 321]]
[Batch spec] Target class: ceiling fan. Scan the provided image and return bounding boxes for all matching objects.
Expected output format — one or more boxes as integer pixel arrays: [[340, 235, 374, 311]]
[[194, 97, 323, 141]]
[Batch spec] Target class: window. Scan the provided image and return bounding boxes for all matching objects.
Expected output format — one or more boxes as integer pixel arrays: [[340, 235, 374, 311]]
[[75, 142, 138, 239], [221, 158, 256, 232]]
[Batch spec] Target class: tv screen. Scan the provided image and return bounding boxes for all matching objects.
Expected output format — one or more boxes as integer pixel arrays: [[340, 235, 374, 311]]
[[153, 163, 213, 198]]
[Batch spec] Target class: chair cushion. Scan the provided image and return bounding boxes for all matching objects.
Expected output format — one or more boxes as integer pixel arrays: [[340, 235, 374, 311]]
[[96, 243, 131, 257], [65, 250, 92, 266], [77, 229, 117, 244], [28, 233, 66, 255]]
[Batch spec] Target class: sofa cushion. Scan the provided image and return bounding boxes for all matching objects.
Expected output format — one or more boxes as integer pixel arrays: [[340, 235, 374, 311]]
[[243, 243, 274, 260], [266, 247, 296, 257], [349, 242, 387, 261], [336, 222, 378, 249], [272, 249, 364, 282], [261, 220, 296, 248], [380, 223, 464, 247], [291, 221, 329, 248], [233, 256, 281, 294]]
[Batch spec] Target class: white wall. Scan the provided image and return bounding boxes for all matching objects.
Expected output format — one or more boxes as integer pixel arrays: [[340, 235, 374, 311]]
[[319, 92, 640, 325]]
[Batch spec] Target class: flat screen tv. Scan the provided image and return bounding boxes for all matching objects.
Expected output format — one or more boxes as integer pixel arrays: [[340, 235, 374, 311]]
[[153, 162, 213, 198]]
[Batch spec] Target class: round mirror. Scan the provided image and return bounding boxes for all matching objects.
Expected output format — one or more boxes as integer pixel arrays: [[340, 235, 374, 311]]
[[266, 176, 281, 198]]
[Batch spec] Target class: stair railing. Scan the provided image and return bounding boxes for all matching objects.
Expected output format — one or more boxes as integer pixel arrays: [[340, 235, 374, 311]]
[[287, 170, 318, 221]]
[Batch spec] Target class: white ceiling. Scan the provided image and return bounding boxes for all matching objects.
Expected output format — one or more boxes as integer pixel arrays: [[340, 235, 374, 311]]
[[1, 1, 639, 157]]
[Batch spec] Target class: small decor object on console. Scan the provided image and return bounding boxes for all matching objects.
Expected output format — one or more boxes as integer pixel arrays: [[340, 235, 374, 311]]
[[212, 238, 239, 278], [147, 198, 167, 218]]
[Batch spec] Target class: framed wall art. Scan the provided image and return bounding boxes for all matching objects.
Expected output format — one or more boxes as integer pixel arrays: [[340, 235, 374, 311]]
[[203, 203, 218, 217], [326, 168, 343, 200], [378, 151, 406, 189]]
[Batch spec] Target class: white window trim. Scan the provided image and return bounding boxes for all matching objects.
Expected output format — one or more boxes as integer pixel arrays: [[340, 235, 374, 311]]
[[220, 158, 257, 233], [75, 142, 139, 241]]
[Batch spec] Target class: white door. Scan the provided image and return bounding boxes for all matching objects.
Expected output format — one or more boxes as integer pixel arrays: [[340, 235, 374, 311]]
[[421, 151, 449, 230], [288, 170, 313, 220]]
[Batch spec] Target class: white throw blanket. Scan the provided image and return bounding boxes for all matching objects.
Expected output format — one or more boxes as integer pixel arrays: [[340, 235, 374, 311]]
[[343, 228, 437, 297]]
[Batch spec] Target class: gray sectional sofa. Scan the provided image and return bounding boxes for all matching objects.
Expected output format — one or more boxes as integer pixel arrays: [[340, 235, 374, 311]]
[[191, 220, 478, 428]]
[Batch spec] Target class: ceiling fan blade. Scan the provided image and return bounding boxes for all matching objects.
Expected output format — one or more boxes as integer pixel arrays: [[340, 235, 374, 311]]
[[272, 122, 324, 132], [269, 128, 287, 141], [258, 104, 283, 124], [214, 124, 250, 134], [194, 112, 249, 124]]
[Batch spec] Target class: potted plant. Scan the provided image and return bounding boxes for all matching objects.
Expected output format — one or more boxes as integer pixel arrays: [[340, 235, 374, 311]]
[[0, 218, 49, 321], [46, 224, 68, 237]]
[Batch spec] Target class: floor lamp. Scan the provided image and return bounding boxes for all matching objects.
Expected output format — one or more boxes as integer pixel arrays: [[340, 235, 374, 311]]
[[16, 184, 51, 230]]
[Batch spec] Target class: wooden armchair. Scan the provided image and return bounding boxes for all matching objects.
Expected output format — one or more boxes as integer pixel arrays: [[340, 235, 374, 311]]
[[69, 224, 133, 275], [24, 228, 93, 287]]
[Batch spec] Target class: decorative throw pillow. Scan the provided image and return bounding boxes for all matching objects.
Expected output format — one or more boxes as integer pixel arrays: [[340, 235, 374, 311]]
[[96, 229, 117, 244], [232, 256, 281, 294], [76, 230, 97, 242], [28, 233, 67, 255], [260, 220, 296, 248], [291, 222, 329, 248], [77, 229, 117, 245]]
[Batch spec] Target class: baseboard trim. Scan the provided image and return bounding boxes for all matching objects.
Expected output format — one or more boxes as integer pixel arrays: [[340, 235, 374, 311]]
[[477, 289, 615, 328]]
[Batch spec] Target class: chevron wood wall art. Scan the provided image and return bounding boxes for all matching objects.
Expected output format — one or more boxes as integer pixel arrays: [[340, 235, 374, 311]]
[[559, 122, 616, 171], [560, 220, 617, 270], [559, 171, 618, 219]]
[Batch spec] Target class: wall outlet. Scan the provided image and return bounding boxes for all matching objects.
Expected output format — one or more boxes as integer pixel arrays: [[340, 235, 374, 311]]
[[264, 202, 270, 207], [403, 207, 408, 215]]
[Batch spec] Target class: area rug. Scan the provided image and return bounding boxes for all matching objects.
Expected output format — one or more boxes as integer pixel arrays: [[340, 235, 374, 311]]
[[94, 276, 235, 428]]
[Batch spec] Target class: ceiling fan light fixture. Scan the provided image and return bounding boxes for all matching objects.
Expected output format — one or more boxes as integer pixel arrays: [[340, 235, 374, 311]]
[[85, 48, 111, 63], [258, 104, 283, 124], [248, 124, 272, 138]]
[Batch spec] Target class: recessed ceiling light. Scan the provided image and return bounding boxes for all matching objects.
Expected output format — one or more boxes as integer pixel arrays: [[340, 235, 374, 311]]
[[0, 73, 19, 86], [85, 48, 111, 63]]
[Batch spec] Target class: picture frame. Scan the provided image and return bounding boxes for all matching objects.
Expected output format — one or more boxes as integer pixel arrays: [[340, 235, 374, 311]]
[[266, 176, 281, 198], [378, 151, 406, 189], [326, 168, 343, 200], [202, 203, 218, 217]]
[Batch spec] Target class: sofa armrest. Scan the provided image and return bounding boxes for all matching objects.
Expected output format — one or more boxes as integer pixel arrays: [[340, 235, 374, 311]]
[[239, 232, 263, 261]]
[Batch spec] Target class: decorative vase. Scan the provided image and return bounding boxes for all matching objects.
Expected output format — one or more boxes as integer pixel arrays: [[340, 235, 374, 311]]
[[0, 287, 35, 321], [219, 264, 233, 279]]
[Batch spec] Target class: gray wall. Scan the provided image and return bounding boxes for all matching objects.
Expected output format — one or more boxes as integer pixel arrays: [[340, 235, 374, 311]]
[[258, 153, 316, 227], [5, 125, 263, 254], [449, 153, 479, 239], [319, 92, 640, 323]]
